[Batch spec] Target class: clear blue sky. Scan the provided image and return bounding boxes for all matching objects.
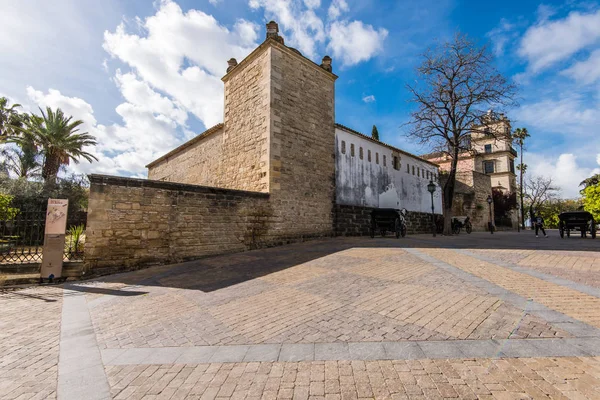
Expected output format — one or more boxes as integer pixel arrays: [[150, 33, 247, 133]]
[[1, 0, 599, 198]]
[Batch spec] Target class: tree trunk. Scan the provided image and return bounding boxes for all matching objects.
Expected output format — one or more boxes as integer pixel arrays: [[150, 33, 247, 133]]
[[42, 155, 60, 194], [520, 142, 525, 229], [442, 149, 460, 235]]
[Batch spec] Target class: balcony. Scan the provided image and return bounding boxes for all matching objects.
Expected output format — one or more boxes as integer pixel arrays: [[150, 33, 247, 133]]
[[509, 147, 518, 157]]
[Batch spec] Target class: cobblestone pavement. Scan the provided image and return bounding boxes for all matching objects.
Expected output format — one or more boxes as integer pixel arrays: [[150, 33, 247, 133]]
[[1, 231, 600, 399]]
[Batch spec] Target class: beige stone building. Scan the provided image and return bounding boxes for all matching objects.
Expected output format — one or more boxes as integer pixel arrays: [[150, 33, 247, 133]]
[[85, 21, 442, 272], [423, 112, 518, 229]]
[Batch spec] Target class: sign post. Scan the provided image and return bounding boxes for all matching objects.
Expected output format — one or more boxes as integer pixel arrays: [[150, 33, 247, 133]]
[[41, 199, 69, 280]]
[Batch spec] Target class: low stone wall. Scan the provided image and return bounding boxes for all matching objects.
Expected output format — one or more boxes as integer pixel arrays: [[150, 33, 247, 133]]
[[334, 204, 440, 236], [85, 175, 277, 275]]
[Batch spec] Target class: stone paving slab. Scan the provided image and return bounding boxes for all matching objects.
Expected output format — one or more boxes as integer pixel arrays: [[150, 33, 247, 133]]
[[103, 357, 600, 400], [3, 233, 600, 399], [100, 337, 600, 365]]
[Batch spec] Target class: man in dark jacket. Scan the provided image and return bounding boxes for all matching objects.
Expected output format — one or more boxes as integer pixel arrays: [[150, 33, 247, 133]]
[[533, 213, 548, 238]]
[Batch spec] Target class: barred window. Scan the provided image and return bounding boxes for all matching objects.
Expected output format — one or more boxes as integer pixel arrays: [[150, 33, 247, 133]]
[[341, 140, 346, 154]]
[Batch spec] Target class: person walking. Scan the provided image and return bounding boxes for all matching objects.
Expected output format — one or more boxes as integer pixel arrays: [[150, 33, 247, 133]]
[[533, 213, 548, 238]]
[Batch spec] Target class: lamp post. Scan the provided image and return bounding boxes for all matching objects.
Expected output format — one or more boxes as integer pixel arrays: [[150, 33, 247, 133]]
[[487, 195, 494, 234], [427, 180, 436, 237]]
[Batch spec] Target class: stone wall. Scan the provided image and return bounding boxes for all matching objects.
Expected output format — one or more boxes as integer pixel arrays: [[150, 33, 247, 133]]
[[221, 46, 271, 193], [448, 171, 494, 231], [85, 175, 273, 275], [334, 204, 440, 236], [268, 43, 337, 237], [147, 125, 224, 185]]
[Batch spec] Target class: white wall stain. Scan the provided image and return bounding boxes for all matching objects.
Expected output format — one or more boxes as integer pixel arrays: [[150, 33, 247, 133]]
[[335, 127, 443, 214]]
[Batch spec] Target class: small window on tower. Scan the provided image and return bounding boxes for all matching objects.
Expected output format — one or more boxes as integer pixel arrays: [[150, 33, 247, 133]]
[[412, 165, 415, 175], [393, 156, 400, 170], [383, 155, 387, 166], [341, 140, 346, 154], [351, 143, 355, 157], [484, 160, 495, 174], [484, 144, 492, 153], [359, 147, 364, 160], [406, 163, 410, 173], [427, 171, 430, 179], [368, 150, 371, 162], [376, 153, 379, 164]]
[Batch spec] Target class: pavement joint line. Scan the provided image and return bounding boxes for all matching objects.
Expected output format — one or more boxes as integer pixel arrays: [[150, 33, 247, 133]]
[[404, 248, 600, 338], [454, 248, 600, 299], [100, 337, 600, 365], [58, 285, 111, 400]]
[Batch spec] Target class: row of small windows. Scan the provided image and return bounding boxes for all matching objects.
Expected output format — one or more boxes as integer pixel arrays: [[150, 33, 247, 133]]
[[341, 140, 437, 181]]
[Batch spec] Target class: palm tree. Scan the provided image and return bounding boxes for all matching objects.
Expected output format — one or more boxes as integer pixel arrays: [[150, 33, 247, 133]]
[[580, 174, 600, 190], [11, 107, 97, 183], [0, 145, 41, 179], [0, 97, 24, 140], [513, 127, 530, 229]]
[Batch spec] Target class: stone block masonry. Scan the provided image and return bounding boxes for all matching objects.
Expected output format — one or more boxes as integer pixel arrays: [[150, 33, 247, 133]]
[[335, 204, 441, 236], [85, 175, 273, 275]]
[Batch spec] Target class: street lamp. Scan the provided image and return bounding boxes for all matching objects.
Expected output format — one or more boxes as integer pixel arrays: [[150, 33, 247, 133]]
[[487, 195, 494, 234], [427, 180, 436, 237]]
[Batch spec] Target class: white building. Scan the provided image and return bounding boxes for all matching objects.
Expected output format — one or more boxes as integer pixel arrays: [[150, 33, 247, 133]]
[[335, 124, 443, 215]]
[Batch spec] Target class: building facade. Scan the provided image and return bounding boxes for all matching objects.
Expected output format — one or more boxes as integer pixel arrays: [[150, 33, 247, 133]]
[[423, 113, 518, 229], [85, 21, 441, 272]]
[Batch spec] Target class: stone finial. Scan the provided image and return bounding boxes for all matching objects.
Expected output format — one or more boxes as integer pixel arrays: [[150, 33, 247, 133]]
[[266, 21, 285, 44], [227, 58, 238, 73], [320, 55, 332, 72]]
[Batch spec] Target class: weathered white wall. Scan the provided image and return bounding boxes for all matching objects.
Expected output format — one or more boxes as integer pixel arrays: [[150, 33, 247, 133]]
[[335, 127, 443, 214]]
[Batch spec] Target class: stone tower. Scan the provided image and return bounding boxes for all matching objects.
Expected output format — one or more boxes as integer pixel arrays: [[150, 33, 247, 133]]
[[221, 21, 338, 236]]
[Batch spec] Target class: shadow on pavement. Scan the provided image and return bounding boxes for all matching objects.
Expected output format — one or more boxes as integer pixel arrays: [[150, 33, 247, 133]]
[[83, 231, 600, 293]]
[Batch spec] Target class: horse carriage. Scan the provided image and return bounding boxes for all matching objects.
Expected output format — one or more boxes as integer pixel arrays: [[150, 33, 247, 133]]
[[451, 216, 472, 235], [369, 208, 408, 238], [558, 211, 596, 239]]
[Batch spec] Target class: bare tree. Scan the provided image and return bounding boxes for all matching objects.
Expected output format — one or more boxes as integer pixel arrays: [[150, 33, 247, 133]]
[[525, 175, 560, 221], [405, 33, 518, 234]]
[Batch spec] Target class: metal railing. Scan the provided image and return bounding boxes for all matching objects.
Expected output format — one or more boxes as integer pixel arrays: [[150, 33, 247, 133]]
[[0, 203, 86, 265]]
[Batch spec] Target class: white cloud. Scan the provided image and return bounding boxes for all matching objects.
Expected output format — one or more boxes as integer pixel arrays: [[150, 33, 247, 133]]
[[26, 86, 181, 177], [328, 0, 348, 20], [208, 0, 222, 5], [362, 95, 375, 103], [103, 0, 259, 127], [303, 0, 321, 9], [518, 9, 600, 73], [562, 49, 600, 84], [249, 0, 326, 58], [514, 94, 600, 136], [528, 153, 600, 199], [486, 18, 517, 57], [328, 21, 388, 66]]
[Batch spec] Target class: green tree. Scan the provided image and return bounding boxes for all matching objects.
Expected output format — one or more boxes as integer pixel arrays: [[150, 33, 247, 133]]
[[12, 107, 97, 184], [582, 184, 600, 222], [371, 125, 380, 141], [580, 174, 600, 191], [512, 127, 530, 229], [0, 194, 18, 220], [0, 97, 24, 140], [0, 143, 41, 179]]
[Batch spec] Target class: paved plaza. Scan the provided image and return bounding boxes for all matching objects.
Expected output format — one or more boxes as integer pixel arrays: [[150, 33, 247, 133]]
[[2, 231, 600, 399]]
